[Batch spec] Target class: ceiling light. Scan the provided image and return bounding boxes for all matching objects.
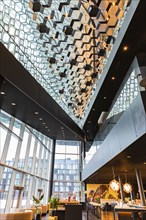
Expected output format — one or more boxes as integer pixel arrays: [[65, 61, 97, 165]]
[[88, 121, 91, 123], [123, 46, 128, 51], [48, 129, 50, 131], [11, 103, 16, 106], [104, 96, 107, 99], [123, 172, 132, 193], [144, 162, 146, 165], [109, 167, 120, 191], [109, 179, 120, 191], [92, 108, 95, 111], [127, 155, 132, 158], [123, 182, 132, 193], [42, 122, 45, 125], [0, 91, 5, 95], [39, 118, 43, 120], [45, 126, 48, 128], [111, 76, 115, 80], [34, 112, 39, 115]]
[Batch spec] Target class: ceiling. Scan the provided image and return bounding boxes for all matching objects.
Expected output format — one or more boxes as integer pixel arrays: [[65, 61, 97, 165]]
[[0, 0, 146, 144], [0, 0, 133, 128]]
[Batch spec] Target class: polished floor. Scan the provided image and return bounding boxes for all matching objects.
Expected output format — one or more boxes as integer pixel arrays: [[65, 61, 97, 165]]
[[42, 211, 116, 220]]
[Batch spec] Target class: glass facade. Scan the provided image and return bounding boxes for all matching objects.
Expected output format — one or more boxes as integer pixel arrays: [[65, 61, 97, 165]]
[[84, 67, 140, 167], [0, 110, 53, 212], [53, 140, 82, 201], [0, 0, 131, 127]]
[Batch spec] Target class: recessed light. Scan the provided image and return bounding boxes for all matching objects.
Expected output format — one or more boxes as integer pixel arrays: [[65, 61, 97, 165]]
[[39, 118, 43, 120], [34, 112, 39, 115], [45, 126, 48, 128], [0, 91, 5, 95], [144, 162, 146, 165], [61, 127, 64, 129], [127, 155, 132, 158], [48, 129, 50, 132], [111, 76, 115, 80], [11, 102, 16, 106], [88, 121, 91, 123], [42, 122, 45, 125], [93, 108, 95, 111], [123, 46, 128, 51], [104, 96, 107, 99]]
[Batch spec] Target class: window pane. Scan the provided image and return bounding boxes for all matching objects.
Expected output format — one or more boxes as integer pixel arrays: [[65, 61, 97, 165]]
[[18, 128, 29, 169], [0, 126, 7, 160], [5, 135, 19, 166], [0, 166, 13, 212]]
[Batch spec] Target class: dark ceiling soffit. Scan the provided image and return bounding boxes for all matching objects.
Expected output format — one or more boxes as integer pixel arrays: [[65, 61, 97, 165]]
[[0, 43, 84, 140]]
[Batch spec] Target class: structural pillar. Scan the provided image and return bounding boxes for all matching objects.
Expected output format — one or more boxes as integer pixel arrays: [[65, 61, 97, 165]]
[[48, 139, 56, 198], [135, 169, 146, 205], [118, 175, 124, 201]]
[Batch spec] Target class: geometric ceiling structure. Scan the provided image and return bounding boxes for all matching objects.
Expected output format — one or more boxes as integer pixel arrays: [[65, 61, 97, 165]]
[[1, 0, 131, 128]]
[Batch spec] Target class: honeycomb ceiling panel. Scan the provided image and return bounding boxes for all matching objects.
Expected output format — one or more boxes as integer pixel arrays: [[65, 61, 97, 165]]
[[0, 0, 131, 128]]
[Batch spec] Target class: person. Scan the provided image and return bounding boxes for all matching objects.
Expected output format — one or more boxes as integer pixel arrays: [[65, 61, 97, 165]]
[[68, 194, 71, 202]]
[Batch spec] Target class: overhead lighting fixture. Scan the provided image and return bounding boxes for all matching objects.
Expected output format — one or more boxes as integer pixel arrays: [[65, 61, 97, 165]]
[[127, 155, 132, 159], [123, 182, 132, 193], [123, 172, 132, 193], [111, 76, 115, 80], [144, 162, 146, 165], [0, 91, 5, 95], [34, 112, 39, 115], [109, 167, 120, 191], [109, 179, 120, 191], [11, 102, 16, 106], [123, 46, 128, 51]]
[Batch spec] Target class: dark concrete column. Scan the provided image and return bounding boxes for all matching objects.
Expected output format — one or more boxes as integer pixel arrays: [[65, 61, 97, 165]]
[[135, 169, 146, 205], [118, 175, 124, 201], [130, 184, 136, 201], [48, 139, 56, 198]]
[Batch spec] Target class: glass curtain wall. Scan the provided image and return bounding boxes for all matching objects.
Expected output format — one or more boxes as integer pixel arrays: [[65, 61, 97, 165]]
[[53, 140, 82, 201], [84, 64, 140, 167], [0, 110, 53, 213]]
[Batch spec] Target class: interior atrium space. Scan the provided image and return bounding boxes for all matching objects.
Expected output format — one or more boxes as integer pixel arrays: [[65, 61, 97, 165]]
[[0, 0, 146, 220]]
